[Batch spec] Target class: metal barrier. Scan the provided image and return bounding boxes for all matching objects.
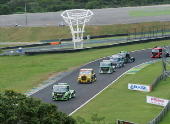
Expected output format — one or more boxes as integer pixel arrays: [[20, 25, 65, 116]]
[[148, 101, 170, 124], [151, 74, 163, 89], [148, 74, 170, 124], [40, 39, 61, 43]]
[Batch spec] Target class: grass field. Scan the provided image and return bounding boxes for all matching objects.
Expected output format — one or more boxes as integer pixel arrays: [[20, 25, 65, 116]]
[[1, 22, 170, 123], [128, 7, 170, 17], [1, 40, 170, 123], [72, 62, 170, 124], [1, 39, 170, 93], [1, 21, 170, 43]]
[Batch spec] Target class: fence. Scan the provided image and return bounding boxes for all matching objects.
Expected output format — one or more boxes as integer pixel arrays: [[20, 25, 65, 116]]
[[148, 74, 170, 124], [151, 74, 163, 89], [127, 24, 170, 41], [148, 101, 170, 124]]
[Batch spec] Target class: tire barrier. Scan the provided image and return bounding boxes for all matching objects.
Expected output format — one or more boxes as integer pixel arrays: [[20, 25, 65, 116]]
[[1, 43, 50, 50], [60, 34, 128, 41], [1, 34, 127, 50], [40, 39, 61, 43], [50, 41, 61, 45]]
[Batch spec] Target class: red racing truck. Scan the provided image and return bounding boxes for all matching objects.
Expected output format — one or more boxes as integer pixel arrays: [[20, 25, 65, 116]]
[[151, 46, 169, 58]]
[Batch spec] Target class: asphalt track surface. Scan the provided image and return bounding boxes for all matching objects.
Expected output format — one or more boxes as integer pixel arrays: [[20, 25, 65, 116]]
[[0, 5, 170, 27], [1, 5, 168, 115]]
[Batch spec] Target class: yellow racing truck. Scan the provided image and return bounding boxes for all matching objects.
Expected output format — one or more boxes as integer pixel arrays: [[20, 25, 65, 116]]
[[78, 68, 97, 84]]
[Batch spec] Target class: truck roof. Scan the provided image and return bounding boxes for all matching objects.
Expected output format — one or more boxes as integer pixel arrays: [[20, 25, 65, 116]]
[[54, 83, 69, 86], [80, 68, 93, 71], [152, 47, 162, 49]]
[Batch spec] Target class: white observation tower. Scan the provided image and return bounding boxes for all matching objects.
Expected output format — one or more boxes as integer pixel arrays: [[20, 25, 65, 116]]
[[61, 9, 93, 49]]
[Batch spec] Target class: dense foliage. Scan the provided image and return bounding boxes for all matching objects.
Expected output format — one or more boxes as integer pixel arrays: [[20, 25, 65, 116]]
[[0, 90, 76, 124], [0, 0, 170, 15], [0, 90, 108, 124]]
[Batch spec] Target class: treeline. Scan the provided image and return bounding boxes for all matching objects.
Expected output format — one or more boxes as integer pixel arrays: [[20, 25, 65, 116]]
[[0, 90, 107, 124], [0, 0, 170, 15]]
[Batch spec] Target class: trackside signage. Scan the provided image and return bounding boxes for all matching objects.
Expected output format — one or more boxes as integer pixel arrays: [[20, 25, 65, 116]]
[[128, 83, 151, 92], [146, 95, 169, 107]]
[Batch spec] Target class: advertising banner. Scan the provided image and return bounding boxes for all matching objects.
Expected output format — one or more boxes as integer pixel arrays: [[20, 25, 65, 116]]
[[128, 83, 151, 92], [146, 96, 169, 107]]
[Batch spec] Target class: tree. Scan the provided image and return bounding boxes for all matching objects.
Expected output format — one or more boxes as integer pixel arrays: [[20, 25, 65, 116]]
[[0, 4, 11, 15], [0, 90, 76, 124], [85, 1, 102, 9]]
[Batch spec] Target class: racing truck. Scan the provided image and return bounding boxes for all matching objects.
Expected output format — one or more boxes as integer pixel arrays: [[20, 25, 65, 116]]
[[78, 68, 97, 83], [99, 60, 116, 74], [151, 46, 169, 58], [118, 51, 135, 63], [109, 54, 125, 68], [52, 83, 75, 101]]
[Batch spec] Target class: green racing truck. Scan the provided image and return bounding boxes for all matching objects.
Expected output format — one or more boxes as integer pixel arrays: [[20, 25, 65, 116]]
[[52, 83, 75, 101]]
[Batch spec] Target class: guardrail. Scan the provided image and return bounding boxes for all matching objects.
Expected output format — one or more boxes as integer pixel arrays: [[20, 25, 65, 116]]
[[148, 100, 170, 124], [148, 74, 170, 124], [25, 36, 170, 55], [151, 74, 163, 89]]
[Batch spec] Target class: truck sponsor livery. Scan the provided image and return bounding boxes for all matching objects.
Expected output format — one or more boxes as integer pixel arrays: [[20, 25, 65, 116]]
[[52, 83, 75, 100]]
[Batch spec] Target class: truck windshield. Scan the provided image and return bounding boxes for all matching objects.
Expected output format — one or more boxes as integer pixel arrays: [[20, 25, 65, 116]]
[[111, 58, 119, 62], [53, 86, 67, 92], [118, 53, 126, 58], [79, 70, 91, 75], [100, 62, 110, 67], [152, 49, 162, 53]]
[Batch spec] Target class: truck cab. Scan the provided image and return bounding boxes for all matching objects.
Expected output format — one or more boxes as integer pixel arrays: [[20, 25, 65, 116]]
[[118, 51, 135, 63], [109, 54, 125, 68], [151, 47, 163, 58], [150, 47, 170, 58], [99, 60, 116, 74], [78, 69, 97, 83], [52, 83, 75, 100]]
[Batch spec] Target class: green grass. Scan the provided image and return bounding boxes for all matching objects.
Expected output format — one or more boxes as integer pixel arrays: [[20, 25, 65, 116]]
[[1, 21, 170, 43], [72, 62, 170, 124], [1, 22, 170, 123], [128, 7, 170, 17], [1, 39, 170, 94]]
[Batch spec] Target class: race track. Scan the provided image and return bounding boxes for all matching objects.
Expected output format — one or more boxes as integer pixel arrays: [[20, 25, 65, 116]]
[[1, 4, 167, 115], [31, 48, 158, 115], [0, 5, 170, 27]]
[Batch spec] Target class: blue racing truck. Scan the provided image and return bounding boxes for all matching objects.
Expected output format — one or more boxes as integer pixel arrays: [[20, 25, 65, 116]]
[[109, 54, 125, 68]]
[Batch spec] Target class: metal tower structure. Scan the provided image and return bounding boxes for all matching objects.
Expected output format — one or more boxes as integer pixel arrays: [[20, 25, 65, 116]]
[[61, 9, 93, 49]]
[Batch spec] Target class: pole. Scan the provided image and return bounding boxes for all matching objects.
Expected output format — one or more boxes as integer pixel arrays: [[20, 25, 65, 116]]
[[25, 2, 27, 26]]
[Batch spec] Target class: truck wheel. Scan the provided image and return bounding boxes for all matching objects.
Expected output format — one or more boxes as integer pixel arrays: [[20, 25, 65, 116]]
[[131, 58, 135, 62], [122, 63, 125, 67], [69, 94, 72, 99], [72, 92, 75, 98]]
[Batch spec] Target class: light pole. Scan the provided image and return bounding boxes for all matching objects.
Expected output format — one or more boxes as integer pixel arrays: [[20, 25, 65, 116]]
[[25, 2, 27, 26]]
